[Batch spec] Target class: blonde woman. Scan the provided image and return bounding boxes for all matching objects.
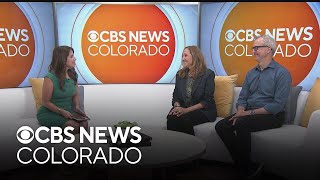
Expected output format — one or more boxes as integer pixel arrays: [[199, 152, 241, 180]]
[[167, 46, 217, 135]]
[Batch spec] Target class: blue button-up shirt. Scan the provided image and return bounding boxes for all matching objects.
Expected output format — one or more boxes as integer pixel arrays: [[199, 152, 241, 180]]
[[236, 60, 292, 115]]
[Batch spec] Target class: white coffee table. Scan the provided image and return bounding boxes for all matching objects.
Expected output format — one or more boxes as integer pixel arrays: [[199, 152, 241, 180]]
[[54, 128, 206, 179]]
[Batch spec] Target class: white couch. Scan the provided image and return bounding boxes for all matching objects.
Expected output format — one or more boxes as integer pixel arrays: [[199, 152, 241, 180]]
[[0, 84, 319, 180]]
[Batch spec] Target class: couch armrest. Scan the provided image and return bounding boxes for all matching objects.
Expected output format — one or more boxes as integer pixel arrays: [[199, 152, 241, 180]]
[[305, 109, 320, 143], [300, 110, 320, 180]]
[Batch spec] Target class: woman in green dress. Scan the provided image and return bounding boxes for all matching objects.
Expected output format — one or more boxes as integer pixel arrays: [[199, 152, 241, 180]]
[[37, 46, 88, 134]]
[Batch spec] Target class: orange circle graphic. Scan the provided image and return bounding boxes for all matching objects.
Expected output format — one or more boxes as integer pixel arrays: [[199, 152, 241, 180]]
[[0, 2, 35, 88], [81, 5, 175, 83], [220, 2, 320, 86]]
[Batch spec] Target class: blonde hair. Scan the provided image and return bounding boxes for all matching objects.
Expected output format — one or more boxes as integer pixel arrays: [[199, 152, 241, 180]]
[[178, 46, 207, 78]]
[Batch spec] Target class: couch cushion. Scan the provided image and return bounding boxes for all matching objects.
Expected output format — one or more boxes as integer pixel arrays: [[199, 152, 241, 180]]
[[293, 91, 309, 125], [194, 117, 233, 163], [214, 74, 238, 117], [252, 125, 306, 150], [251, 125, 306, 161], [251, 125, 307, 179], [284, 86, 302, 125], [300, 78, 320, 127]]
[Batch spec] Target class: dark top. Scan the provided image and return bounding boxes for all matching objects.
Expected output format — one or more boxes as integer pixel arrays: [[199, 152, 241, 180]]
[[236, 59, 292, 115], [172, 68, 217, 122]]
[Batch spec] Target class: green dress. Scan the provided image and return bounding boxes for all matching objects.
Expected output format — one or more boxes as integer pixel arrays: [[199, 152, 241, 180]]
[[37, 71, 77, 127]]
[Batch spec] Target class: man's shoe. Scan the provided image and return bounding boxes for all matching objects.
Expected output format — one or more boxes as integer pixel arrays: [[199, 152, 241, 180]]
[[247, 162, 264, 179]]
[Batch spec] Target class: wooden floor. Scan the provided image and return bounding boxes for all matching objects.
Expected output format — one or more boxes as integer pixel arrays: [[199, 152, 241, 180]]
[[0, 160, 287, 180]]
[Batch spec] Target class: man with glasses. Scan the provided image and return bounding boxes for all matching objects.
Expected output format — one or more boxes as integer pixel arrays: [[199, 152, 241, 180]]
[[215, 35, 292, 179]]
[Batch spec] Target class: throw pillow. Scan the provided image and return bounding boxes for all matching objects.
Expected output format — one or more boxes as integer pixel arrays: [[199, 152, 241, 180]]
[[300, 78, 320, 127], [29, 78, 44, 111], [214, 74, 238, 117], [29, 78, 85, 111], [284, 86, 302, 125]]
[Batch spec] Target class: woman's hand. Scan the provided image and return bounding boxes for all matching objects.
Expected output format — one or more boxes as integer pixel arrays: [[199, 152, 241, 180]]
[[169, 107, 188, 117], [74, 107, 87, 117], [60, 109, 73, 119]]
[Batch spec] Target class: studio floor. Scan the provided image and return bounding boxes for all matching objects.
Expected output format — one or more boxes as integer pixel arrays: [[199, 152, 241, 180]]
[[0, 160, 287, 180]]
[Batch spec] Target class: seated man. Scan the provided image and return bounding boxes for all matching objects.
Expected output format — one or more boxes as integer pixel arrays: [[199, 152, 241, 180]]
[[215, 35, 292, 179]]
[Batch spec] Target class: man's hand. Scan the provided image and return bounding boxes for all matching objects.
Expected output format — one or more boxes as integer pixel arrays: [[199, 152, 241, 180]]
[[229, 109, 250, 125]]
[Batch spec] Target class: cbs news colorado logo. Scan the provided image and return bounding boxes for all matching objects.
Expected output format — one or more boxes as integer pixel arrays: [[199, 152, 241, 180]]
[[219, 2, 320, 86], [0, 2, 35, 88], [81, 5, 175, 83], [16, 126, 143, 165]]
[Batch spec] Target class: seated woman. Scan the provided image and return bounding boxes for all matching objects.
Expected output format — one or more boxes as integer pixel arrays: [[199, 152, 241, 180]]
[[167, 46, 217, 135], [37, 46, 88, 134]]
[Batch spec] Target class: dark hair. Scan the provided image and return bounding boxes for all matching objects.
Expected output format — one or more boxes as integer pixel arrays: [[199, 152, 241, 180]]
[[178, 46, 207, 78], [49, 46, 77, 90]]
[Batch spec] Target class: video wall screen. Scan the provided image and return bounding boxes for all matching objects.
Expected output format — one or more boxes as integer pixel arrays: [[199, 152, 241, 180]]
[[5, 2, 318, 89], [55, 3, 199, 84], [0, 2, 55, 89], [200, 2, 320, 90]]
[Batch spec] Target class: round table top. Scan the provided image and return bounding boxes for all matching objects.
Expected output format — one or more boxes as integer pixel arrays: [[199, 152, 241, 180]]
[[54, 128, 206, 168]]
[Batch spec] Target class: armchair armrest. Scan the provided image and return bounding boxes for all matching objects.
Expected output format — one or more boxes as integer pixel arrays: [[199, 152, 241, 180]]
[[305, 109, 320, 144], [300, 110, 320, 180]]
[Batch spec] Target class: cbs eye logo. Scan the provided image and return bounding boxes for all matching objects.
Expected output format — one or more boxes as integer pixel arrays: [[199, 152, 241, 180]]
[[87, 30, 99, 43], [16, 126, 34, 144], [225, 29, 235, 42]]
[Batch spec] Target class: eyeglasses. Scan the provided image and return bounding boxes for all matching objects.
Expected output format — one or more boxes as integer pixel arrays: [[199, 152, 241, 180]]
[[251, 46, 269, 51]]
